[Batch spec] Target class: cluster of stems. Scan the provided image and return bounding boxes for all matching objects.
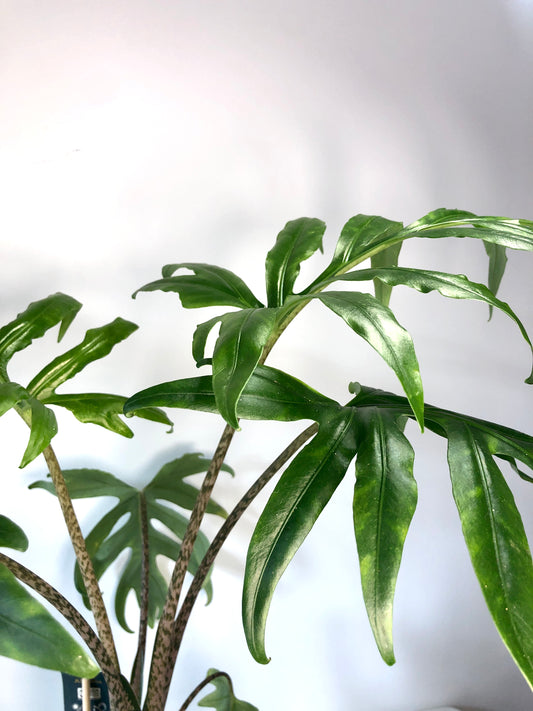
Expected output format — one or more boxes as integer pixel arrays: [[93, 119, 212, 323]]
[[6, 402, 317, 710]]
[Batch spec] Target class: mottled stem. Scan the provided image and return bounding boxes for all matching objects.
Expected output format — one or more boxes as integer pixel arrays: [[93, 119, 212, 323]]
[[42, 446, 121, 673], [144, 424, 235, 710], [172, 423, 318, 660], [0, 552, 130, 710]]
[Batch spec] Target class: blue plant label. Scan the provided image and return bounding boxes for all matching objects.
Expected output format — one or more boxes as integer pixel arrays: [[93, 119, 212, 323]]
[[61, 673, 110, 711]]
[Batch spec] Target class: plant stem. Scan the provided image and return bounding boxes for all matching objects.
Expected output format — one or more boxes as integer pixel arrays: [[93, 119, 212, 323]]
[[130, 492, 150, 701], [144, 424, 235, 711], [177, 671, 232, 711], [42, 445, 121, 673], [0, 552, 133, 710], [0, 551, 111, 672], [171, 422, 318, 661]]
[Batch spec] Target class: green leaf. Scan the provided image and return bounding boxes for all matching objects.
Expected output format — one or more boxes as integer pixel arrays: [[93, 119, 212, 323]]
[[31, 456, 228, 631], [350, 385, 533, 475], [0, 294, 81, 379], [484, 242, 508, 319], [44, 392, 172, 438], [306, 215, 403, 290], [353, 408, 417, 665], [265, 218, 326, 306], [198, 669, 259, 710], [124, 365, 339, 425], [212, 308, 279, 429], [192, 315, 224, 367], [243, 408, 358, 663], [403, 210, 533, 251], [322, 266, 533, 383], [146, 453, 233, 518], [446, 422, 533, 689], [0, 382, 31, 417], [370, 242, 403, 307], [0, 565, 99, 677], [134, 263, 263, 309], [0, 516, 29, 552], [318, 292, 424, 428], [27, 318, 138, 400], [0, 383, 58, 467]]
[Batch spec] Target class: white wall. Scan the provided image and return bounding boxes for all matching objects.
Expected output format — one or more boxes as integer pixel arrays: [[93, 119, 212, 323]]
[[1, 1, 533, 709]]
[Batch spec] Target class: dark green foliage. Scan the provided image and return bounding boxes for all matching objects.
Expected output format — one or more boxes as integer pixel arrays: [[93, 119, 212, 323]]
[[2, 208, 533, 701], [131, 209, 533, 688]]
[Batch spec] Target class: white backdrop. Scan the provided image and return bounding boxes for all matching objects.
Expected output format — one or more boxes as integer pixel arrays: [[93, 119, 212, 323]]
[[1, 2, 533, 710]]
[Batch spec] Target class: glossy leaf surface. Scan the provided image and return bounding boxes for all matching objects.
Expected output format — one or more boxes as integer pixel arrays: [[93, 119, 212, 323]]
[[27, 318, 138, 399], [0, 293, 81, 378], [0, 566, 100, 677], [0, 516, 28, 551], [31, 454, 229, 631], [198, 669, 259, 710], [321, 266, 533, 381], [243, 408, 358, 663], [318, 291, 424, 427], [353, 407, 416, 664], [212, 308, 279, 428], [308, 215, 403, 288], [403, 209, 533, 251], [0, 515, 98, 676], [484, 242, 508, 318], [124, 365, 339, 424], [447, 422, 533, 689], [46, 392, 172, 437], [370, 242, 403, 306], [265, 217, 326, 306], [134, 263, 263, 309], [0, 382, 58, 467]]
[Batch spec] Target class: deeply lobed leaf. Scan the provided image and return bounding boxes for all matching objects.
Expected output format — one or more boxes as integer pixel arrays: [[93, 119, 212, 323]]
[[0, 293, 81, 379], [27, 318, 138, 400], [31, 455, 229, 631]]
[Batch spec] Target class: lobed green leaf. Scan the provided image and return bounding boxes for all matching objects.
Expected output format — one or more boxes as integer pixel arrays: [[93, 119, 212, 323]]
[[31, 456, 227, 631], [265, 217, 326, 307], [317, 292, 424, 428], [243, 408, 358, 663], [212, 308, 279, 429], [45, 392, 172, 438], [134, 263, 263, 310], [321, 266, 533, 383], [306, 215, 403, 290], [27, 318, 138, 400], [0, 294, 81, 379]]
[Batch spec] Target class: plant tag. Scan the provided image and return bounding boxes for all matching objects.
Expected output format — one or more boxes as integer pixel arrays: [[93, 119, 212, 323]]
[[61, 673, 110, 711]]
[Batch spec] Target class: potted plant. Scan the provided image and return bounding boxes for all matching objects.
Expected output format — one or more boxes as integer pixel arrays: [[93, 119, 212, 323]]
[[1, 208, 532, 710]]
